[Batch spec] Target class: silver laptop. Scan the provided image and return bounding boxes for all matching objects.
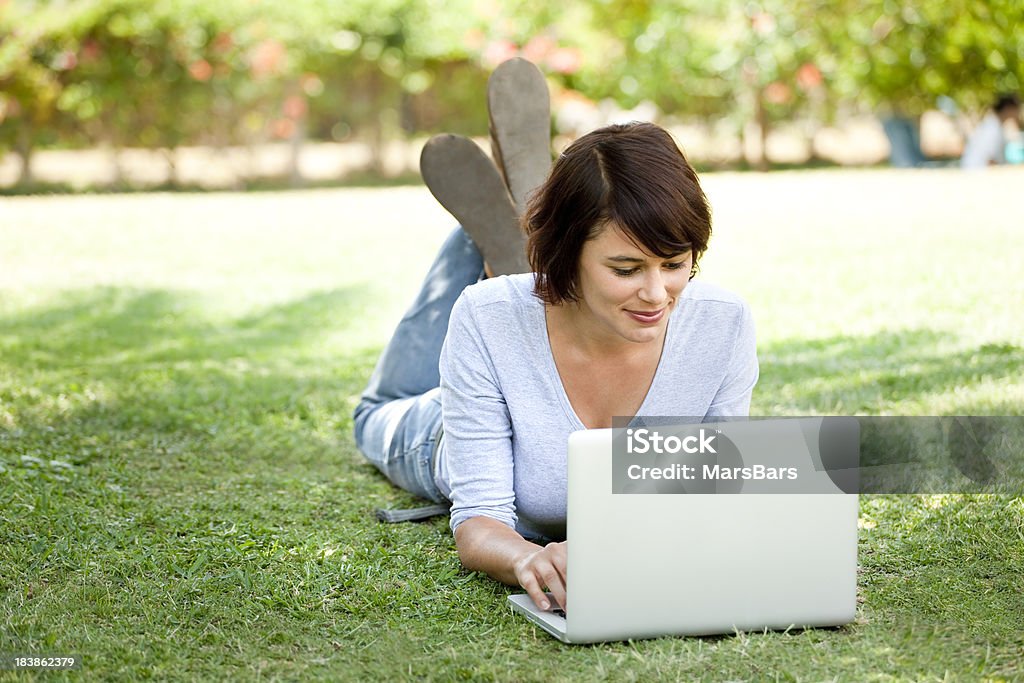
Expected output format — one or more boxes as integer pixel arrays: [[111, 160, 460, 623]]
[[508, 418, 859, 644]]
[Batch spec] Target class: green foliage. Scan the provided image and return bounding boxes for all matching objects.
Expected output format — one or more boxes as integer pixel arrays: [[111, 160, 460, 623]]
[[563, 1, 827, 126], [1, 0, 1023, 169], [0, 0, 492, 167], [0, 2, 63, 169], [802, 0, 1024, 115]]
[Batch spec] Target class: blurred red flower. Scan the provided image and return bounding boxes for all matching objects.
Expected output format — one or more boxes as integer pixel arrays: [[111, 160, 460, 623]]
[[548, 47, 582, 74], [250, 39, 286, 78], [796, 63, 823, 90], [764, 81, 792, 104], [189, 59, 213, 81]]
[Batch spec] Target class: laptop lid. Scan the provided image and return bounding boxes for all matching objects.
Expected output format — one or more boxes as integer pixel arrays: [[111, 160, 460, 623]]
[[560, 417, 858, 644]]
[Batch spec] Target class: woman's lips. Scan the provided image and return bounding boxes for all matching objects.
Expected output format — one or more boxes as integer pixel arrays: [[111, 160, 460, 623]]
[[625, 307, 666, 324]]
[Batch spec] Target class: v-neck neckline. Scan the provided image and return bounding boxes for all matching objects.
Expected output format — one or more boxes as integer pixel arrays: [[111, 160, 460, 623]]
[[535, 299, 677, 431]]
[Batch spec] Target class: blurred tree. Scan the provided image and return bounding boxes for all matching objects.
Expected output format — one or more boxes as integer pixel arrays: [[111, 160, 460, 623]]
[[510, 0, 827, 168], [0, 3, 64, 185], [797, 0, 1023, 165], [3, 0, 1022, 182], [318, 0, 485, 171], [805, 0, 1023, 117]]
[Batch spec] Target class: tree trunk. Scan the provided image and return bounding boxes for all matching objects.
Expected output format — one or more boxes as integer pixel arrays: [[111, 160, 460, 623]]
[[287, 81, 306, 188], [755, 87, 770, 171], [100, 110, 126, 186], [288, 118, 306, 188], [243, 139, 256, 187], [368, 69, 385, 176], [163, 146, 180, 187], [16, 124, 34, 186], [107, 143, 125, 186]]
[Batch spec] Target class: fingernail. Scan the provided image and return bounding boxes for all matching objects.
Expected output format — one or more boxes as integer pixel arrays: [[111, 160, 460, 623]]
[[540, 600, 549, 610]]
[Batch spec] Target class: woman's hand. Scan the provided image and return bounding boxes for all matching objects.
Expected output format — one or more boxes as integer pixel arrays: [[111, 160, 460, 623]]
[[454, 517, 568, 612], [513, 541, 567, 611]]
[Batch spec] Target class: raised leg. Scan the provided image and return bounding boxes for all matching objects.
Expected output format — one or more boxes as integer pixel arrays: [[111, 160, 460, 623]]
[[358, 226, 484, 405], [352, 226, 484, 501]]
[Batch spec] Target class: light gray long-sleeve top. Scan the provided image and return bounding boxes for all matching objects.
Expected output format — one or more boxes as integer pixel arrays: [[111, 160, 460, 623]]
[[435, 273, 758, 541]]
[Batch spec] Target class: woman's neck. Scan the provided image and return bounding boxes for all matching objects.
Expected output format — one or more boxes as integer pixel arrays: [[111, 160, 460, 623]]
[[545, 301, 665, 360]]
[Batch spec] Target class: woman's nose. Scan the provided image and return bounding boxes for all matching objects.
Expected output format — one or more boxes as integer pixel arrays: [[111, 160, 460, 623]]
[[638, 270, 667, 303]]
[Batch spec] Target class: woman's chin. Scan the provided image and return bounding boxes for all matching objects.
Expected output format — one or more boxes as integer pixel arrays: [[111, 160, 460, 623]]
[[620, 324, 665, 344]]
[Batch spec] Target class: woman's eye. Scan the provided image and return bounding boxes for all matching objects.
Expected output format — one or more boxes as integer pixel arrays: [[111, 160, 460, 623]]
[[664, 261, 689, 270], [613, 267, 639, 277]]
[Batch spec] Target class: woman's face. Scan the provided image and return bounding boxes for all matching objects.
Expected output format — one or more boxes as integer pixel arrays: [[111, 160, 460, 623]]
[[571, 223, 692, 345]]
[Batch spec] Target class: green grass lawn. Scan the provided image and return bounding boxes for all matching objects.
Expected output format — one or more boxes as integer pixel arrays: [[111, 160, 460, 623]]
[[1, 170, 1023, 681]]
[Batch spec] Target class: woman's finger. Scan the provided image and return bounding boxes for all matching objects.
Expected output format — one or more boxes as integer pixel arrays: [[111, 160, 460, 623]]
[[538, 564, 566, 610], [517, 569, 550, 611]]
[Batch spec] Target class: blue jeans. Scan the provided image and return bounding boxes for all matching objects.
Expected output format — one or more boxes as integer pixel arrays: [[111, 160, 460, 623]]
[[352, 227, 485, 502]]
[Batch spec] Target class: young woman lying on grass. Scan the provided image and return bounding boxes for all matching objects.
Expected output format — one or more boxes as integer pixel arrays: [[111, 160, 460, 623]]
[[353, 122, 758, 613]]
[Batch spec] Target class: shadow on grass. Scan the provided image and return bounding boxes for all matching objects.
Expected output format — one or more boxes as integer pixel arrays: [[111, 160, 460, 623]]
[[0, 285, 384, 455], [4, 298, 1022, 452], [0, 285, 377, 367], [758, 329, 1024, 413], [4, 297, 1021, 467]]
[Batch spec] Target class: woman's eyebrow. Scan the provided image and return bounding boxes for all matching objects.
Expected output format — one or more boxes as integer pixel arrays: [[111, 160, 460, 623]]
[[606, 255, 645, 263], [606, 249, 693, 263]]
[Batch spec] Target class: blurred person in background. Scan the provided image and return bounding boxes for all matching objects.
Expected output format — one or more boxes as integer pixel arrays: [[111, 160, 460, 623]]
[[960, 94, 1021, 170]]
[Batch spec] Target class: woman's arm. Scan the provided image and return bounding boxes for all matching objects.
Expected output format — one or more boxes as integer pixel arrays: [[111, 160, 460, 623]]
[[440, 291, 567, 609], [455, 516, 567, 611]]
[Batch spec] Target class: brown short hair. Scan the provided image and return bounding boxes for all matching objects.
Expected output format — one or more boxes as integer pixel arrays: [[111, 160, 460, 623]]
[[524, 121, 711, 306]]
